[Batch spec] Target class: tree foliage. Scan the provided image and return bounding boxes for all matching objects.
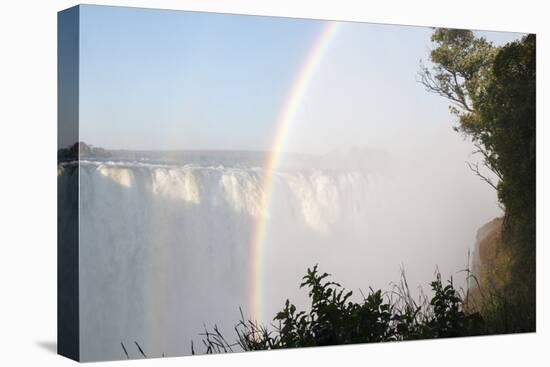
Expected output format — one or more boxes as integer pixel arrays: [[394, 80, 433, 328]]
[[420, 29, 536, 331], [419, 29, 500, 184]]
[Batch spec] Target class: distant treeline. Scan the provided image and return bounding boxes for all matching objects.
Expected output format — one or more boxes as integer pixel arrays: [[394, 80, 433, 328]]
[[58, 142, 108, 161]]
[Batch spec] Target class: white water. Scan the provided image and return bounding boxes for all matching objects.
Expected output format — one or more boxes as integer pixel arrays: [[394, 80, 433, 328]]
[[58, 151, 500, 361]]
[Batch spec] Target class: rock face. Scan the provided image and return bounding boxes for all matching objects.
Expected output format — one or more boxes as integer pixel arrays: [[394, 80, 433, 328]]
[[471, 217, 512, 294]]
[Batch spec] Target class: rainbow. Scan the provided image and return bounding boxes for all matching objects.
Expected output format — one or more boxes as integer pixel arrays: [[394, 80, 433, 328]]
[[249, 21, 341, 323]]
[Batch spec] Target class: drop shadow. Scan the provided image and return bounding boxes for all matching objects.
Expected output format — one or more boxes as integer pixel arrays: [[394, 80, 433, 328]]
[[36, 340, 57, 354]]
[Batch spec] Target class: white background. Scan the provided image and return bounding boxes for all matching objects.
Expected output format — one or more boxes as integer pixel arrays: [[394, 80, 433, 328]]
[[0, 0, 547, 365]]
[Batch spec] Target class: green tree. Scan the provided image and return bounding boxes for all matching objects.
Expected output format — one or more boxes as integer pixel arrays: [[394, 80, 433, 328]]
[[478, 35, 536, 331], [419, 29, 500, 186], [420, 29, 536, 331]]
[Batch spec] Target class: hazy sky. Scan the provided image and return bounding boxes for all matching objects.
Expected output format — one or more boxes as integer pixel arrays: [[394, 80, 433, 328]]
[[77, 5, 524, 154]]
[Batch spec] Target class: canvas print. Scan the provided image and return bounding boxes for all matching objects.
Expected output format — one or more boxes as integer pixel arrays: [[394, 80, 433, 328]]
[[57, 5, 536, 362]]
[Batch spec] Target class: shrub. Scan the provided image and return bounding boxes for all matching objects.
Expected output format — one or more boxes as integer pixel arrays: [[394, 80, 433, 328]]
[[197, 265, 485, 354]]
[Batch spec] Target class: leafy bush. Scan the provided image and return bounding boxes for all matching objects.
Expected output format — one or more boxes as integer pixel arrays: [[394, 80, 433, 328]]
[[197, 265, 485, 354]]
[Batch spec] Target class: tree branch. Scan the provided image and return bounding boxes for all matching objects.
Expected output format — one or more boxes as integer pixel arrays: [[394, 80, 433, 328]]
[[472, 142, 503, 181], [418, 64, 474, 113], [465, 161, 498, 191]]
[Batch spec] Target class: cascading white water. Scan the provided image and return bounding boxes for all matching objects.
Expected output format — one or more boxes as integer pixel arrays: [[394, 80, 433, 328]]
[[58, 150, 500, 361]]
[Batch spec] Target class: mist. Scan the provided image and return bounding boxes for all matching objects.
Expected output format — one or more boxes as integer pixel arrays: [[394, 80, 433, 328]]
[[264, 140, 501, 321], [59, 135, 501, 361]]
